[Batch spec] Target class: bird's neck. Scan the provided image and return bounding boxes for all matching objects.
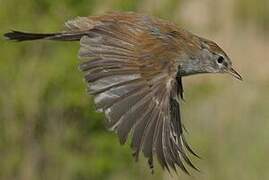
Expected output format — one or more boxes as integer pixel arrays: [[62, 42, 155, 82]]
[[178, 57, 207, 76]]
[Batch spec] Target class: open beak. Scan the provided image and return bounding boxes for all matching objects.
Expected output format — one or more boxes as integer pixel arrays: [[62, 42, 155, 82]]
[[228, 67, 243, 81]]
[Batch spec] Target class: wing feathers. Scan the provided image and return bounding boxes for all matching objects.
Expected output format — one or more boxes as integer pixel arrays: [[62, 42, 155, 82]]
[[85, 69, 140, 82], [105, 87, 149, 129], [88, 74, 141, 93], [131, 102, 155, 161], [142, 83, 167, 158], [94, 81, 146, 110], [75, 12, 198, 174]]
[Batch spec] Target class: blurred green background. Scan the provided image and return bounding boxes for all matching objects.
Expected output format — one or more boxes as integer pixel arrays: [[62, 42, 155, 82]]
[[1, 0, 269, 180]]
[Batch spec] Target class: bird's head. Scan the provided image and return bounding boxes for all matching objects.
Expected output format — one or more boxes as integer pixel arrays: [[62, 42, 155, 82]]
[[179, 36, 242, 80], [197, 37, 242, 80]]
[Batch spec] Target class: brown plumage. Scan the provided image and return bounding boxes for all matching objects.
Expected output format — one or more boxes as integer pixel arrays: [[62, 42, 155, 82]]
[[4, 11, 242, 174]]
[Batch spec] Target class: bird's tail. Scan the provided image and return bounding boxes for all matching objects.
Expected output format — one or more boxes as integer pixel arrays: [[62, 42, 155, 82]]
[[3, 30, 85, 42]]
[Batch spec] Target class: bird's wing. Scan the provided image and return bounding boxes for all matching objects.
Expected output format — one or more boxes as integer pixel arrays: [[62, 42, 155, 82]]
[[75, 12, 198, 173]]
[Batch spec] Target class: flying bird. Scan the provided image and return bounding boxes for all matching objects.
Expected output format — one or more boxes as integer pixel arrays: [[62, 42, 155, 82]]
[[4, 12, 242, 174]]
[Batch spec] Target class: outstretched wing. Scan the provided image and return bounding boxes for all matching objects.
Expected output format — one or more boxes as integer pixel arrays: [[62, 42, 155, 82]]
[[73, 12, 198, 173]]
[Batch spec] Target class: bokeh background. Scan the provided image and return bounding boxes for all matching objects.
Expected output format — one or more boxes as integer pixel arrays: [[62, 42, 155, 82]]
[[1, 0, 269, 180]]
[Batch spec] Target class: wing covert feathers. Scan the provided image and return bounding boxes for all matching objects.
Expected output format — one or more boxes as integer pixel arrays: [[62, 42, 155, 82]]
[[75, 12, 198, 174]]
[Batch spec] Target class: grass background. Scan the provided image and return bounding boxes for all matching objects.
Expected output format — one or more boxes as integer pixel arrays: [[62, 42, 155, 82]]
[[1, 0, 269, 179]]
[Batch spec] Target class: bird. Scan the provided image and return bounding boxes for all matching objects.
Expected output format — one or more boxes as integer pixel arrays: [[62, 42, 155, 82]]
[[4, 11, 242, 174]]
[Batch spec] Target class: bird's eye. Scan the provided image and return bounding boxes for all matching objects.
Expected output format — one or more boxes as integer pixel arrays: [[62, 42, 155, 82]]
[[217, 56, 224, 64]]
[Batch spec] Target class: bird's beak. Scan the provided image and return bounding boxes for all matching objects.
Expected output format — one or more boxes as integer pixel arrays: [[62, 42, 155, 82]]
[[228, 67, 243, 81]]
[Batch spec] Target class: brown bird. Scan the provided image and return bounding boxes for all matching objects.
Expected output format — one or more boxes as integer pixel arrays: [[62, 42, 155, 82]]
[[4, 12, 242, 174]]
